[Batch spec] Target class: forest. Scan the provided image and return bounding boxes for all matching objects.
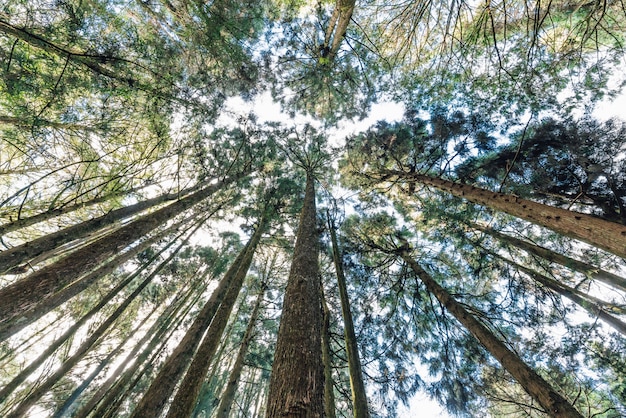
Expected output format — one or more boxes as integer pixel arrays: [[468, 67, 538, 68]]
[[1, 0, 626, 417]]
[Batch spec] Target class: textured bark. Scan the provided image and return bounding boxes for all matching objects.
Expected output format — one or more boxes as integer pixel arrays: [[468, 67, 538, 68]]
[[492, 252, 626, 336], [0, 175, 220, 272], [129, 221, 264, 418], [215, 283, 266, 418], [387, 170, 626, 259], [165, 216, 266, 418], [324, 0, 356, 61], [328, 219, 369, 418], [472, 223, 626, 292], [321, 285, 337, 418], [399, 250, 583, 418], [266, 174, 324, 418], [0, 172, 246, 338]]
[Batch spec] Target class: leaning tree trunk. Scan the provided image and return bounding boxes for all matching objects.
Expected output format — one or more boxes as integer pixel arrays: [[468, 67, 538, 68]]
[[321, 284, 337, 418], [491, 251, 626, 336], [328, 216, 370, 418], [3, 227, 194, 418], [266, 174, 325, 417], [0, 214, 201, 341], [398, 248, 583, 418], [129, 220, 265, 418], [471, 222, 626, 292], [72, 266, 202, 418], [214, 282, 266, 418], [0, 224, 194, 404], [165, 214, 268, 418], [0, 171, 247, 340], [0, 173, 226, 272], [386, 170, 626, 259]]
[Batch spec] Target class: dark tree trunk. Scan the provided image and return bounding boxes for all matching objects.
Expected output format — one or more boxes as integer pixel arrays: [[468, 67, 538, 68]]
[[165, 215, 267, 418], [129, 221, 264, 418], [387, 170, 626, 259], [0, 172, 247, 340], [321, 284, 337, 418], [472, 223, 626, 292], [215, 282, 266, 418], [398, 249, 583, 418], [328, 216, 370, 418], [266, 174, 325, 418]]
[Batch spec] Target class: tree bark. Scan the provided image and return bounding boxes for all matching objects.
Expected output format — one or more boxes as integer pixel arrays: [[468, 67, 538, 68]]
[[165, 215, 267, 418], [321, 284, 337, 418], [129, 220, 264, 418], [72, 268, 202, 418], [0, 216, 194, 341], [471, 222, 626, 292], [386, 170, 626, 259], [398, 249, 583, 418], [0, 171, 247, 339], [328, 216, 369, 418], [215, 282, 266, 418], [266, 174, 325, 418]]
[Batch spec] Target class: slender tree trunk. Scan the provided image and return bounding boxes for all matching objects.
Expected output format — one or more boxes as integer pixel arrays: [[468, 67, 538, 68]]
[[0, 215, 195, 341], [90, 279, 205, 418], [165, 214, 268, 418], [386, 170, 626, 259], [0, 172, 247, 338], [321, 284, 337, 418], [129, 220, 264, 418], [0, 174, 226, 272], [325, 0, 356, 61], [491, 251, 626, 336], [215, 283, 266, 418], [0, 220, 200, 404], [4, 227, 195, 418], [266, 174, 325, 417], [398, 249, 584, 418], [73, 268, 202, 418], [328, 216, 369, 418], [471, 222, 626, 292], [0, 183, 149, 236]]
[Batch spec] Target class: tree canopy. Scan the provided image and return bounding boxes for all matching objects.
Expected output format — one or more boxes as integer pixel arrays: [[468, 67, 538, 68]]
[[1, 0, 626, 417]]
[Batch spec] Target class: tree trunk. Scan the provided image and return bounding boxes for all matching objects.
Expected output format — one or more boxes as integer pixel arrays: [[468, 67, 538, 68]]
[[89, 279, 205, 418], [0, 183, 149, 236], [4, 227, 193, 418], [0, 174, 225, 272], [398, 249, 583, 418], [0, 171, 247, 338], [321, 284, 337, 418], [491, 251, 626, 336], [165, 215, 266, 418], [386, 170, 626, 259], [129, 220, 264, 418], [215, 283, 266, 418], [266, 174, 325, 418], [0, 219, 202, 404], [471, 223, 626, 292], [72, 268, 202, 418], [328, 216, 370, 418], [0, 216, 195, 341]]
